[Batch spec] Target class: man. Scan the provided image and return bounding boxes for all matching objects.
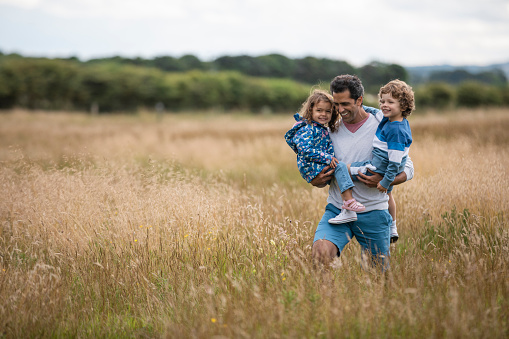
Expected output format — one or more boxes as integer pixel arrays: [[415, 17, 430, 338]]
[[310, 74, 414, 269]]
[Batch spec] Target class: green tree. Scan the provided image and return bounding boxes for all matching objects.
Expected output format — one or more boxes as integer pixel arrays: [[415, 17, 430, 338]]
[[0, 58, 81, 109], [415, 82, 455, 109], [456, 81, 487, 107], [256, 54, 295, 78], [179, 55, 205, 71], [152, 56, 182, 72], [293, 57, 356, 84], [359, 62, 409, 94]]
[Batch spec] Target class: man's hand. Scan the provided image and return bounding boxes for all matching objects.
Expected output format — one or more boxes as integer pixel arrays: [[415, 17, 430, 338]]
[[356, 169, 383, 188], [310, 166, 334, 188]]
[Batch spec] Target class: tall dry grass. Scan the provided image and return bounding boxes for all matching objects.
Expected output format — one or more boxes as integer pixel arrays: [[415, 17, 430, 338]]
[[0, 108, 508, 338]]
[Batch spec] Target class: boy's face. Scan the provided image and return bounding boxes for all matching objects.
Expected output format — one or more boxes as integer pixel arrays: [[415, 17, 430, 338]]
[[332, 90, 363, 124], [379, 93, 404, 121]]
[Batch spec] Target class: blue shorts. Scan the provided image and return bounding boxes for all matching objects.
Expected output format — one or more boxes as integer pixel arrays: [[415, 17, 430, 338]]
[[314, 203, 392, 265]]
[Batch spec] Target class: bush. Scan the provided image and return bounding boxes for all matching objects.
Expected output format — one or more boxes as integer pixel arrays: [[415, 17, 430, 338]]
[[0, 58, 82, 110], [415, 82, 455, 109], [456, 81, 488, 107]]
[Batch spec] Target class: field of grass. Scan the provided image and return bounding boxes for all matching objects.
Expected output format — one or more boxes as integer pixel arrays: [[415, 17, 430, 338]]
[[1, 108, 508, 338]]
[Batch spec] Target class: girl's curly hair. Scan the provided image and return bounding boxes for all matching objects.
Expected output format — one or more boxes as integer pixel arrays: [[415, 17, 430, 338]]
[[299, 89, 339, 132]]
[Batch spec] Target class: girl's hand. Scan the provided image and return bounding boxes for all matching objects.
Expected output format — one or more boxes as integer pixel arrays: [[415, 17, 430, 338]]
[[330, 157, 338, 169], [377, 182, 388, 193]]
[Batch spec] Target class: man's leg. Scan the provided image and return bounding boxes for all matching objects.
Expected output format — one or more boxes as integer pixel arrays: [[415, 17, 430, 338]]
[[312, 239, 338, 266], [352, 209, 392, 271], [313, 203, 353, 267]]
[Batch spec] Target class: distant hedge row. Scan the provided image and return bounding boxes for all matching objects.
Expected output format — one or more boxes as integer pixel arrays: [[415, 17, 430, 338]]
[[415, 82, 509, 109], [0, 58, 312, 113], [0, 57, 508, 113]]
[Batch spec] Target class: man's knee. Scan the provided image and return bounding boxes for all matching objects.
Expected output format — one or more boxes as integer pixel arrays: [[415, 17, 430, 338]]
[[312, 239, 338, 264]]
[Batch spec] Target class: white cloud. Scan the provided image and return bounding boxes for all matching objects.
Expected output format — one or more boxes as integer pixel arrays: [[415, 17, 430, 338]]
[[0, 0, 507, 66], [0, 0, 40, 8], [1, 0, 188, 19]]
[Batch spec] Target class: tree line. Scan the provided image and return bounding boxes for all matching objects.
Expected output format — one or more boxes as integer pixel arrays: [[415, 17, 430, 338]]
[[0, 56, 310, 112], [84, 54, 408, 92], [0, 52, 507, 113]]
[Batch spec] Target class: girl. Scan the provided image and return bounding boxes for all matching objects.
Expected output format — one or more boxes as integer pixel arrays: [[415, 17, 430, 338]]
[[285, 89, 366, 222]]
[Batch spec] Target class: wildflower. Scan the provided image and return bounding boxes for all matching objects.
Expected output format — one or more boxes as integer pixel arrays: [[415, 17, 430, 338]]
[[211, 318, 217, 323], [135, 239, 138, 242], [185, 234, 189, 238], [139, 225, 143, 228]]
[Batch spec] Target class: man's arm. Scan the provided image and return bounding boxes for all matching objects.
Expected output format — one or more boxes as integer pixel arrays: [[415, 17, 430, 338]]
[[357, 157, 414, 188], [310, 166, 335, 188]]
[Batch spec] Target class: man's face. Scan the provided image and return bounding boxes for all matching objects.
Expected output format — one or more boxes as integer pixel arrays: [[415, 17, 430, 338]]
[[332, 90, 363, 124]]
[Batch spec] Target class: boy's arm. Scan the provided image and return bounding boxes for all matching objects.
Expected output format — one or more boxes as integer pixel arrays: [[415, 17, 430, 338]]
[[379, 158, 401, 189], [363, 105, 384, 122], [357, 159, 412, 187], [378, 127, 412, 189]]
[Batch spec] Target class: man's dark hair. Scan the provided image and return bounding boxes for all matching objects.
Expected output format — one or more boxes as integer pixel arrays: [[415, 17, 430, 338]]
[[330, 74, 364, 101]]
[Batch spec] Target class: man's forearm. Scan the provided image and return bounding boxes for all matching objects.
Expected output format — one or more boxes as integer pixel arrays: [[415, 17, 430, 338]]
[[391, 171, 408, 186]]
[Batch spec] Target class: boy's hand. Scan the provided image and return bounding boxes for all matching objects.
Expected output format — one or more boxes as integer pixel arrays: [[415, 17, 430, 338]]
[[377, 182, 388, 193]]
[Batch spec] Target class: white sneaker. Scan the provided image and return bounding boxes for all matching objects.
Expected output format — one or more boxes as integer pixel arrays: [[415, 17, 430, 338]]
[[390, 225, 399, 243], [328, 209, 357, 224], [350, 164, 377, 175]]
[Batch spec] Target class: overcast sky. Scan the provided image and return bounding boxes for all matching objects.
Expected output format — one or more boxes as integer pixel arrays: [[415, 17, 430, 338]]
[[1, 0, 508, 67]]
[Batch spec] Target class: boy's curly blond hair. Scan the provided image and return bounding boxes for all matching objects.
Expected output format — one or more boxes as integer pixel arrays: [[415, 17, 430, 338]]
[[379, 80, 415, 118]]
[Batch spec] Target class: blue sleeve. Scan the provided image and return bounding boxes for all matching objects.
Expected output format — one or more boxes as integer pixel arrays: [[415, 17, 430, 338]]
[[294, 127, 334, 165], [363, 105, 384, 122], [380, 161, 400, 189], [379, 124, 412, 189]]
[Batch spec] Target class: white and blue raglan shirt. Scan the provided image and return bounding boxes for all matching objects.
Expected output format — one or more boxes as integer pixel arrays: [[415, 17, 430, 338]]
[[371, 117, 413, 189]]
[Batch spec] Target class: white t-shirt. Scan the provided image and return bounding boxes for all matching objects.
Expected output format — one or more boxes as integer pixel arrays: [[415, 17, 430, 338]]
[[327, 114, 414, 212]]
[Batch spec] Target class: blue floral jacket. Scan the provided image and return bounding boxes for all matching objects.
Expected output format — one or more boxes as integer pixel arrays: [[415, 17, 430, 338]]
[[284, 113, 334, 183], [284, 106, 381, 183]]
